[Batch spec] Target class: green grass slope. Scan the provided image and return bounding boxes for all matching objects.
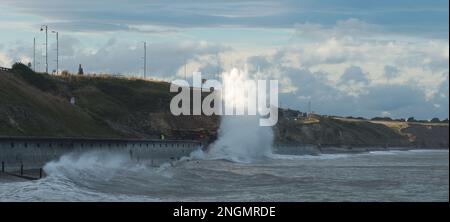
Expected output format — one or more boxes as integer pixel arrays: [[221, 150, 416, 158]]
[[0, 64, 218, 139]]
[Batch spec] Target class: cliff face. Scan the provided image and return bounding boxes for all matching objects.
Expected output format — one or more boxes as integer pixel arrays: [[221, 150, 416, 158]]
[[401, 124, 449, 148], [274, 116, 407, 147], [0, 67, 448, 148], [274, 116, 449, 148]]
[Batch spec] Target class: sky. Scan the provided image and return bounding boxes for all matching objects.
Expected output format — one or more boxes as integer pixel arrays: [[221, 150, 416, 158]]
[[0, 0, 448, 120]]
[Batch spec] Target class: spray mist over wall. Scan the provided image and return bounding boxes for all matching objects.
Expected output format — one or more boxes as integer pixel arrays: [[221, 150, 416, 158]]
[[195, 68, 274, 163]]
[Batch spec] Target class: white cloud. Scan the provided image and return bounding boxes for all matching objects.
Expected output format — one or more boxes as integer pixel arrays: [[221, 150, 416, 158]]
[[0, 51, 12, 67], [381, 111, 391, 117], [239, 19, 449, 118], [0, 17, 448, 119]]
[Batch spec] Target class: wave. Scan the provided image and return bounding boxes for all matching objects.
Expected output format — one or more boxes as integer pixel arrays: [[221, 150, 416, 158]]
[[367, 149, 448, 155], [7, 150, 178, 201], [267, 153, 351, 160], [1, 147, 447, 201]]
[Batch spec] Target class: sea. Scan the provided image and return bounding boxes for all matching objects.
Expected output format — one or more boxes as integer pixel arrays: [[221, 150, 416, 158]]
[[0, 148, 448, 201]]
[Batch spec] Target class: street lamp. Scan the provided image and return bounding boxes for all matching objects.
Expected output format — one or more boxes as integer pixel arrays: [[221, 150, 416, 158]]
[[40, 25, 48, 73], [52, 30, 59, 75], [33, 37, 35, 72], [184, 57, 187, 81], [142, 41, 147, 79]]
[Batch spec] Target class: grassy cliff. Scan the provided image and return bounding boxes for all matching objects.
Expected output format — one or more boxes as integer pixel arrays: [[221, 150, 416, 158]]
[[0, 64, 448, 148], [274, 115, 448, 148], [0, 64, 218, 139]]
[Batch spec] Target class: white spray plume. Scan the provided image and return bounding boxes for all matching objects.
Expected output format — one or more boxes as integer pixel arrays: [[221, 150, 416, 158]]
[[194, 68, 274, 163]]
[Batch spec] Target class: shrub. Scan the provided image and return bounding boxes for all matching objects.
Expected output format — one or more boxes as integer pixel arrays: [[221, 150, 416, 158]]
[[61, 70, 70, 77], [430, 117, 440, 123], [371, 117, 393, 121], [12, 62, 34, 74], [407, 117, 416, 122], [12, 62, 58, 92]]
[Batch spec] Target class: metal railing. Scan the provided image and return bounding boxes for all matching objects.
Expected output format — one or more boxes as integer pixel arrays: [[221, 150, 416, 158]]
[[0, 66, 11, 72], [1, 161, 43, 180]]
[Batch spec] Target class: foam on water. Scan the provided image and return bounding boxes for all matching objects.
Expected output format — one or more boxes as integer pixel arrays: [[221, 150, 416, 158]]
[[0, 149, 447, 201], [267, 153, 351, 160]]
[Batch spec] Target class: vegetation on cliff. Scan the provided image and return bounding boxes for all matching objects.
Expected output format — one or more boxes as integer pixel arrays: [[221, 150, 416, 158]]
[[0, 63, 218, 139], [274, 115, 448, 148], [0, 63, 448, 148]]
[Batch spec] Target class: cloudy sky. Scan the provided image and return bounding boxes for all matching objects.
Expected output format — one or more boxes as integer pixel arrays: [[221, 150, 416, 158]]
[[0, 0, 448, 119]]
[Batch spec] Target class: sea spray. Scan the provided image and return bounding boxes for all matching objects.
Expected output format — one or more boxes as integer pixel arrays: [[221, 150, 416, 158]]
[[193, 68, 274, 163], [43, 151, 143, 181]]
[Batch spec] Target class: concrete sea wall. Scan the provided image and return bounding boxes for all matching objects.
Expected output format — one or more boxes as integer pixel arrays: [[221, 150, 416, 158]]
[[0, 137, 201, 171]]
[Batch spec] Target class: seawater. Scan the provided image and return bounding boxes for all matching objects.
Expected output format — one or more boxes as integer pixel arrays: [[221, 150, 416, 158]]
[[0, 149, 448, 201]]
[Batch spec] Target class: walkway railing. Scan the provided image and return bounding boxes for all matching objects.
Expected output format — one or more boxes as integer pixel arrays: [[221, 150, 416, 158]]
[[0, 66, 11, 72]]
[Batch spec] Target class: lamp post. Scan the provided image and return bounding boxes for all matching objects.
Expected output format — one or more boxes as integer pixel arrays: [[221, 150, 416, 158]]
[[40, 25, 48, 73], [33, 37, 36, 71], [144, 41, 147, 79], [52, 30, 59, 75], [184, 58, 187, 81]]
